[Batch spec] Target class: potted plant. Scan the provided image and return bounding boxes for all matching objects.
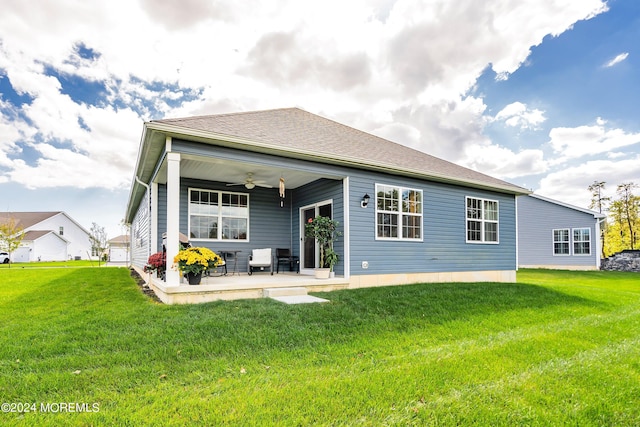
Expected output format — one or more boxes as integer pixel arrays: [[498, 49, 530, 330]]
[[324, 247, 339, 277], [305, 216, 341, 279], [173, 247, 223, 285], [144, 252, 166, 279]]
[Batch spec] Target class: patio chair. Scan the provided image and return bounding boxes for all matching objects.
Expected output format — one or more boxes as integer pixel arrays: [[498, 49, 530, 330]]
[[275, 248, 300, 274], [247, 248, 273, 275]]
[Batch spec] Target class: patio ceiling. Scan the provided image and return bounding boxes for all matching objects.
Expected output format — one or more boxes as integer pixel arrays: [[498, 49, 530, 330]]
[[153, 153, 339, 189]]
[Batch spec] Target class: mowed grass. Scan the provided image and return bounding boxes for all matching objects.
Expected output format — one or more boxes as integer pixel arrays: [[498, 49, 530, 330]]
[[0, 268, 639, 426], [0, 260, 98, 269]]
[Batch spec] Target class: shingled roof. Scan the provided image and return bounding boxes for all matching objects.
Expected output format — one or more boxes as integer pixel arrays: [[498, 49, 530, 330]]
[[0, 212, 61, 228], [150, 108, 526, 194]]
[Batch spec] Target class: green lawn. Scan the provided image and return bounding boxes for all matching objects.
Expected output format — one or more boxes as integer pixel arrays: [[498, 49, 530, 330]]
[[0, 260, 100, 269], [1, 268, 639, 426]]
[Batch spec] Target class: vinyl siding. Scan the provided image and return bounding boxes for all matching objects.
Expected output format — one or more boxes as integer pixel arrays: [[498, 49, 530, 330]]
[[349, 172, 517, 275], [131, 190, 151, 268], [150, 140, 518, 277], [517, 195, 599, 268]]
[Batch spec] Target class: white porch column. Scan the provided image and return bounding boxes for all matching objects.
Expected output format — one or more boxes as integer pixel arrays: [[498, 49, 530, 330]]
[[343, 177, 350, 279], [165, 151, 181, 286]]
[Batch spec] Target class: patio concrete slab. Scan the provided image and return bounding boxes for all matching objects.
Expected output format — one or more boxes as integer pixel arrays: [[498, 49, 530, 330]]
[[270, 295, 330, 304]]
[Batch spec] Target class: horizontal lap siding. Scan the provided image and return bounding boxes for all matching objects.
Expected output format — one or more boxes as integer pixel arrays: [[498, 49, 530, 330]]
[[517, 195, 598, 267], [131, 191, 151, 268], [350, 173, 517, 275]]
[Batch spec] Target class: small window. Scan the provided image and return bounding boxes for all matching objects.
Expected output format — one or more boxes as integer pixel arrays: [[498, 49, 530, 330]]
[[375, 184, 422, 240], [573, 228, 591, 255], [466, 197, 499, 243], [59, 226, 64, 236], [553, 229, 570, 255]]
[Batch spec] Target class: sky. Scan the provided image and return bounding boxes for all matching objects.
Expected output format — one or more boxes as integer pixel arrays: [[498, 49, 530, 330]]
[[1, 0, 639, 238]]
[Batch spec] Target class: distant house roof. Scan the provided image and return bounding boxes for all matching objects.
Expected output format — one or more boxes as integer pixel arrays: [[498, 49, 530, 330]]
[[22, 230, 69, 243], [108, 234, 130, 245], [128, 108, 530, 221], [0, 212, 91, 235], [0, 212, 61, 229]]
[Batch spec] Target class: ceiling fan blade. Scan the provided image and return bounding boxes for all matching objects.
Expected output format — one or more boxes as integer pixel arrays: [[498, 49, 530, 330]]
[[255, 183, 273, 188]]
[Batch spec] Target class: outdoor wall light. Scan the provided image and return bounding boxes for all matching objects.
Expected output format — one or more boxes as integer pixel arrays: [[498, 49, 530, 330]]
[[361, 193, 370, 208]]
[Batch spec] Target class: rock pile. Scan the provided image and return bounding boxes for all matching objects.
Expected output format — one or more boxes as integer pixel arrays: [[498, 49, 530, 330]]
[[601, 250, 640, 273]]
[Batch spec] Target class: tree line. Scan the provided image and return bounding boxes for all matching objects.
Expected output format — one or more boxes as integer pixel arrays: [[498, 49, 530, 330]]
[[588, 181, 639, 257]]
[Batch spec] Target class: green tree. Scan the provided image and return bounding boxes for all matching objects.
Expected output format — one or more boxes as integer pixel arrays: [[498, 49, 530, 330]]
[[0, 216, 25, 267], [588, 181, 610, 258], [89, 222, 108, 266], [615, 183, 639, 250]]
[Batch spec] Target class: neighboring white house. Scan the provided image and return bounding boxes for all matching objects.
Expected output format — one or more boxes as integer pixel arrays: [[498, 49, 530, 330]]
[[108, 234, 130, 263], [0, 212, 93, 262], [517, 194, 606, 270]]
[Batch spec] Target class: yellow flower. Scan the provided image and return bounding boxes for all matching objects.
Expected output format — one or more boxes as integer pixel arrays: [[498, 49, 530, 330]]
[[173, 247, 222, 275]]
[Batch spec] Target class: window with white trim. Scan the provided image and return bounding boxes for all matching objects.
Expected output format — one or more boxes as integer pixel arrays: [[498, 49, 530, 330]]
[[466, 197, 499, 243], [189, 189, 249, 240], [375, 184, 422, 240], [573, 228, 591, 255], [553, 229, 570, 255]]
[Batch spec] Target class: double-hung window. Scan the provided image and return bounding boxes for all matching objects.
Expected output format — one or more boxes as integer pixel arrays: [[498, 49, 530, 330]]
[[552, 228, 591, 255], [189, 189, 249, 240], [553, 229, 570, 255], [466, 197, 499, 243], [573, 228, 591, 255], [375, 184, 422, 240]]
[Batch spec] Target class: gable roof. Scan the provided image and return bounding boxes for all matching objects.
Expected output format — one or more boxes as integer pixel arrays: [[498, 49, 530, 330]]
[[0, 212, 61, 229], [0, 211, 91, 235], [108, 234, 130, 245], [128, 108, 529, 221], [22, 230, 69, 243], [524, 194, 606, 219]]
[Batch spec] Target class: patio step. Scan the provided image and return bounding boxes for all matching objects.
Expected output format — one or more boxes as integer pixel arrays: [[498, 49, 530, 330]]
[[263, 287, 308, 297]]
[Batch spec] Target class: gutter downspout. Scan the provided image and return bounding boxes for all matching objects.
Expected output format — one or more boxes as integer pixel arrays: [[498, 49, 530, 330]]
[[134, 176, 152, 261], [596, 216, 607, 268]]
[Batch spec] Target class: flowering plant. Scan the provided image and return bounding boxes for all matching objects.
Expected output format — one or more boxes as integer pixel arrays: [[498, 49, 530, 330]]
[[305, 216, 341, 270], [173, 247, 223, 275], [144, 252, 166, 273]]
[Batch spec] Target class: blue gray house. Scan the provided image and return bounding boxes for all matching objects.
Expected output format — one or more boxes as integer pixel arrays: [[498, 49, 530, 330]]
[[125, 108, 530, 303], [517, 194, 605, 270]]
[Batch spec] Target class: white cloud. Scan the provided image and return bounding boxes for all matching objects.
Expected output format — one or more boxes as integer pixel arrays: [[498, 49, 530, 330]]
[[548, 120, 640, 163], [463, 144, 547, 179], [0, 0, 611, 194], [536, 156, 640, 209], [604, 52, 629, 68], [494, 102, 546, 130]]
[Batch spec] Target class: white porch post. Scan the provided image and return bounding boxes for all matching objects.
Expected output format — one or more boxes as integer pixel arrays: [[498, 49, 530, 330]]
[[343, 177, 350, 279], [165, 151, 181, 286]]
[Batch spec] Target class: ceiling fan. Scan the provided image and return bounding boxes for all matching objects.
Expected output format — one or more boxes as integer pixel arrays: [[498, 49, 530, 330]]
[[226, 172, 272, 189]]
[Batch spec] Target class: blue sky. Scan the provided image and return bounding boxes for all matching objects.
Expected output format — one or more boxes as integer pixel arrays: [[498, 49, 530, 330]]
[[1, 0, 638, 238]]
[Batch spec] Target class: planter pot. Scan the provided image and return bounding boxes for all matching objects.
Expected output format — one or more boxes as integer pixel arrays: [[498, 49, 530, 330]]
[[329, 271, 335, 278], [186, 272, 203, 285], [314, 268, 331, 279]]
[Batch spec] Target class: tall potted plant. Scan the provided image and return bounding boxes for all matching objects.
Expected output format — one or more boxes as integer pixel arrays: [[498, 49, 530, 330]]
[[305, 216, 341, 279]]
